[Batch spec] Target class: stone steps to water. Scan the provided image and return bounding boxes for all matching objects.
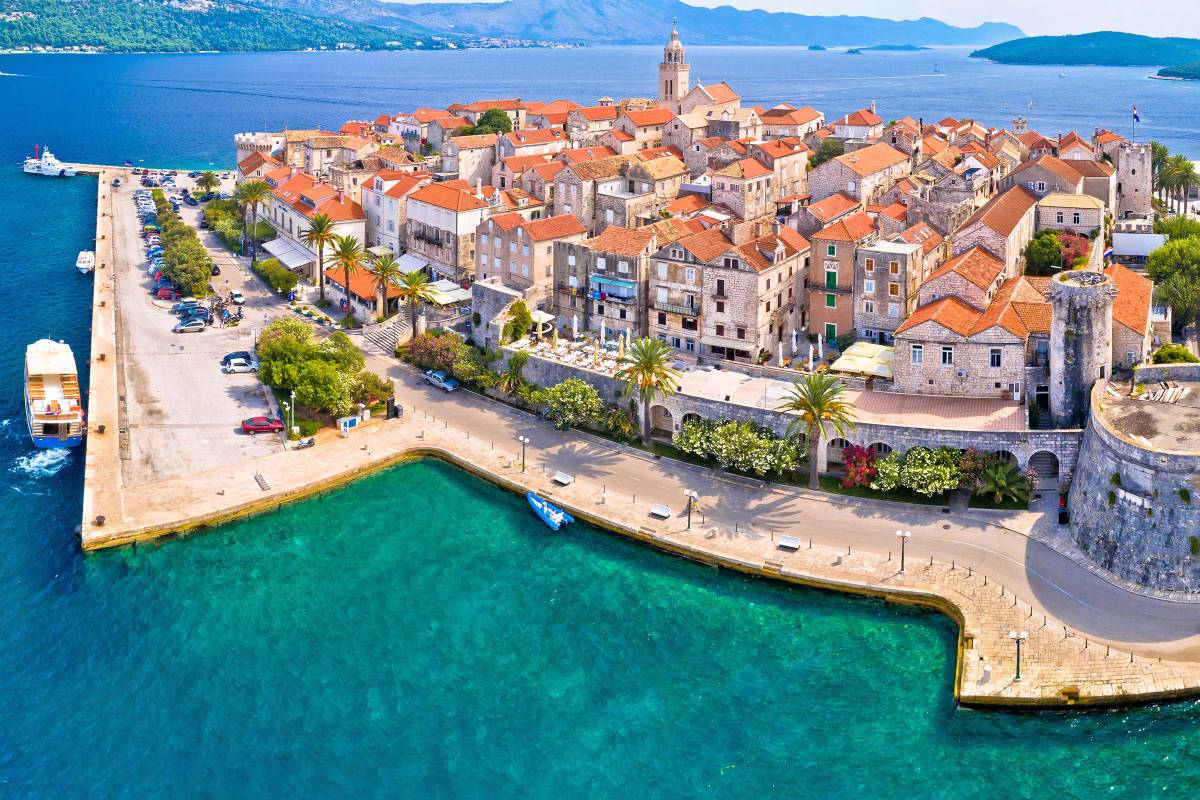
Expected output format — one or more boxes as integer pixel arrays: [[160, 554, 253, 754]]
[[363, 316, 411, 356]]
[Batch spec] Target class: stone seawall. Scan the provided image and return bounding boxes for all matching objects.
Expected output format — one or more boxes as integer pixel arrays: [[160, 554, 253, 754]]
[[1071, 381, 1200, 591], [1133, 363, 1200, 385]]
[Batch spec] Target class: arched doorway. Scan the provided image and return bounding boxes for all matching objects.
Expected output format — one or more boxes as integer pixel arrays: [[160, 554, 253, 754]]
[[1028, 450, 1059, 479], [992, 450, 1018, 465], [869, 442, 893, 456], [650, 405, 673, 438], [826, 437, 852, 465]]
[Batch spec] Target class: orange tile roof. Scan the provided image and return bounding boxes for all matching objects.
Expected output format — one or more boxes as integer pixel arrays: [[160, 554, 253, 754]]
[[675, 226, 733, 262], [923, 246, 1003, 290], [565, 154, 639, 181], [408, 183, 488, 213], [714, 157, 771, 179], [607, 128, 635, 142], [381, 174, 429, 200], [559, 145, 618, 163], [696, 82, 740, 105], [895, 295, 980, 337], [314, 191, 365, 222], [238, 151, 279, 173], [450, 133, 499, 150], [776, 225, 810, 253], [812, 211, 876, 243], [806, 191, 860, 222], [524, 213, 587, 241], [958, 185, 1038, 237], [1105, 263, 1152, 335], [409, 108, 457, 124], [530, 161, 566, 181], [839, 108, 884, 127], [456, 98, 525, 112], [623, 107, 676, 127], [833, 142, 908, 176], [587, 224, 657, 257], [921, 134, 949, 155], [1008, 155, 1085, 187], [897, 222, 943, 255], [574, 106, 619, 122], [636, 145, 685, 161], [325, 264, 401, 303], [1065, 159, 1115, 178], [504, 128, 567, 146], [1095, 130, 1125, 145], [868, 201, 908, 222], [754, 139, 809, 160], [899, 275, 1049, 339], [636, 154, 689, 180], [666, 194, 710, 214], [760, 104, 823, 125], [501, 153, 555, 174]]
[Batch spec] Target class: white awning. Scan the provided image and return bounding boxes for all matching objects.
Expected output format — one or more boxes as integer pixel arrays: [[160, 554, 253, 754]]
[[427, 279, 471, 305], [1112, 232, 1165, 258], [396, 253, 431, 272], [263, 237, 315, 271]]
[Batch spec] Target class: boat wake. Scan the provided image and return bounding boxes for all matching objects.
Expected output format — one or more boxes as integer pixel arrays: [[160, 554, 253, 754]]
[[12, 448, 72, 478]]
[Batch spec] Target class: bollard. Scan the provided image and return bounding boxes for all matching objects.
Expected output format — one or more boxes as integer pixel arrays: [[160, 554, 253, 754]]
[[632, 494, 636, 504], [888, 551, 891, 562], [808, 538, 812, 549], [983, 576, 987, 586], [1106, 645, 1111, 657], [968, 566, 973, 578], [491, 441, 494, 450], [466, 431, 470, 440], [847, 546, 851, 556]]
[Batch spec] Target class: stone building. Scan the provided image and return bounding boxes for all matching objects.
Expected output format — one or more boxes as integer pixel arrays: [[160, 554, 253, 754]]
[[1049, 270, 1115, 427], [497, 128, 569, 160], [663, 113, 711, 160], [1000, 155, 1084, 198], [1066, 159, 1117, 211], [807, 211, 878, 342], [1104, 263, 1155, 370], [237, 151, 280, 182], [759, 103, 825, 139], [788, 191, 860, 237], [361, 170, 432, 255], [390, 108, 459, 154], [1115, 141, 1153, 220], [853, 238, 922, 343], [807, 142, 911, 205], [831, 107, 884, 142], [263, 168, 365, 284], [552, 154, 640, 233], [443, 133, 498, 186], [302, 134, 379, 178], [711, 157, 774, 221], [951, 185, 1038, 279], [566, 106, 619, 146], [1036, 193, 1105, 237], [747, 139, 809, 201], [593, 156, 688, 231], [704, 107, 762, 140], [475, 212, 587, 306], [658, 23, 690, 114], [448, 98, 528, 130], [615, 107, 676, 150], [404, 182, 488, 282]]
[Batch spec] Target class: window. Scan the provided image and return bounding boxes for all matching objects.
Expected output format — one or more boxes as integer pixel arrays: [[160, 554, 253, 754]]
[[657, 287, 668, 303], [685, 267, 696, 283], [715, 301, 725, 313], [716, 279, 726, 297], [481, 254, 489, 267], [596, 257, 606, 271], [825, 323, 837, 341], [510, 240, 516, 252], [736, 327, 746, 340], [508, 260, 516, 274], [481, 234, 490, 247], [888, 283, 899, 298], [657, 261, 667, 278], [889, 261, 900, 275], [619, 308, 627, 320], [568, 253, 576, 266], [685, 340, 695, 352], [521, 265, 529, 277], [1055, 211, 1064, 224], [825, 269, 838, 289], [865, 258, 875, 272], [990, 348, 1002, 368], [723, 257, 740, 269], [716, 324, 725, 336], [658, 312, 667, 325], [618, 261, 629, 274], [826, 244, 836, 257], [597, 304, 605, 315], [1036, 181, 1047, 192], [864, 299, 875, 314], [941, 346, 954, 365], [911, 344, 923, 365], [568, 275, 578, 289], [887, 303, 899, 318], [1072, 212, 1081, 225], [864, 279, 876, 294], [825, 293, 836, 308], [606, 209, 614, 224]]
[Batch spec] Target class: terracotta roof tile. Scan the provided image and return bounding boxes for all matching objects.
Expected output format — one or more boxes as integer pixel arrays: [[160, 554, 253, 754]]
[[1008, 155, 1084, 187], [450, 133, 499, 150], [675, 226, 732, 262], [923, 246, 1003, 290], [895, 295, 980, 337], [958, 185, 1038, 237], [832, 142, 909, 176], [559, 146, 617, 163], [623, 107, 676, 127], [504, 128, 567, 146], [523, 213, 587, 241], [408, 183, 488, 213], [714, 157, 771, 179], [806, 191, 860, 222], [666, 194, 710, 214], [897, 222, 943, 255], [587, 224, 657, 257], [812, 211, 876, 243], [696, 82, 740, 105], [839, 108, 884, 127], [1105, 263, 1152, 335], [574, 106, 619, 122]]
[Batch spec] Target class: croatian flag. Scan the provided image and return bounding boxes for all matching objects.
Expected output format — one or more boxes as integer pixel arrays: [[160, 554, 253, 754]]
[[1103, 246, 1115, 263], [1133, 105, 1141, 123]]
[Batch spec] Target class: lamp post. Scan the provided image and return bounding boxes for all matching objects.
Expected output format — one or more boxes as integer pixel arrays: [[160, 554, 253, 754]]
[[518, 435, 530, 473], [289, 389, 296, 433], [684, 489, 698, 530], [895, 529, 911, 573], [1009, 629, 1028, 682]]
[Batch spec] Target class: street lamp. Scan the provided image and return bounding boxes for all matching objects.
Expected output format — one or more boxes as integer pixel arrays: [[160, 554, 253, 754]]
[[684, 489, 698, 530], [895, 529, 911, 573], [1009, 629, 1029, 682], [289, 389, 296, 433], [518, 435, 530, 473]]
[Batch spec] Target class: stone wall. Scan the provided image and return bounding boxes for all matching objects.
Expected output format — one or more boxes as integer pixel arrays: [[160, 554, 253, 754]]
[[470, 279, 523, 350], [1131, 363, 1200, 384], [1070, 383, 1200, 591]]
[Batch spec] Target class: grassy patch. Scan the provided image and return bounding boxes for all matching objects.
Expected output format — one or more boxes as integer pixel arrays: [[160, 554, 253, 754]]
[[968, 493, 1027, 511], [818, 476, 947, 506]]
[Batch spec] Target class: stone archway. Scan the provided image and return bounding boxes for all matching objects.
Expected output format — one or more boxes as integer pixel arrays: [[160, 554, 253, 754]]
[[868, 442, 893, 456], [827, 437, 852, 465], [992, 449, 1018, 465], [1028, 450, 1060, 478], [650, 405, 673, 438]]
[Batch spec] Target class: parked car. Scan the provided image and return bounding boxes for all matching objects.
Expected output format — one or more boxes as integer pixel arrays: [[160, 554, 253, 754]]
[[157, 287, 182, 301], [211, 265, 221, 276], [229, 290, 245, 305], [241, 416, 284, 434], [180, 309, 212, 323], [221, 350, 254, 366], [185, 196, 199, 206], [173, 317, 205, 333], [222, 357, 259, 374], [199, 218, 209, 229], [424, 369, 460, 392]]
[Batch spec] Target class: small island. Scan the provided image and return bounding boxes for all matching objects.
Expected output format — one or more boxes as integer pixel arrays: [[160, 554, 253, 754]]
[[808, 44, 827, 51], [972, 31, 1200, 67], [846, 44, 929, 54], [1157, 62, 1200, 80]]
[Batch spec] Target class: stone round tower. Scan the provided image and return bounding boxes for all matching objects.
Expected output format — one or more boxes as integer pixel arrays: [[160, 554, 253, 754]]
[[1049, 270, 1115, 428]]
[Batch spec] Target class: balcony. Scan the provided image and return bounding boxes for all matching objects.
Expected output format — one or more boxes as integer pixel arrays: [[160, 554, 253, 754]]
[[414, 229, 445, 247], [805, 280, 852, 295], [653, 300, 699, 316]]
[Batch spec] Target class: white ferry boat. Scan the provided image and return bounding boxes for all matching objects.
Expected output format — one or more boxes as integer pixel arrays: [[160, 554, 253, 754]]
[[76, 250, 95, 274], [24, 339, 84, 449], [22, 145, 77, 177]]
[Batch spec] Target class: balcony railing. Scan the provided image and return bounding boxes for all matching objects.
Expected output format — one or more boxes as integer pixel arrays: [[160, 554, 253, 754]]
[[414, 229, 445, 246], [805, 280, 852, 295], [653, 300, 698, 316]]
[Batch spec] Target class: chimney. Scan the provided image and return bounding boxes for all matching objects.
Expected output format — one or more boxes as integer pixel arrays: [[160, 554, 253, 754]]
[[870, 98, 876, 114], [336, 188, 344, 202], [475, 178, 482, 197]]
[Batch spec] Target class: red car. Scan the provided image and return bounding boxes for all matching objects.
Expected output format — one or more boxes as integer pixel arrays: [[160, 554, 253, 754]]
[[157, 287, 181, 301], [241, 417, 284, 434]]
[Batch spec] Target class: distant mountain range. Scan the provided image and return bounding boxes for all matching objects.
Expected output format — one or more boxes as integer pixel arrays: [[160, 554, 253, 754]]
[[267, 0, 1025, 46], [972, 31, 1200, 67]]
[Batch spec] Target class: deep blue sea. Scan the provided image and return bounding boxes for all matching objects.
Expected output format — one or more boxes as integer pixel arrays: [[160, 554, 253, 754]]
[[1, 47, 1200, 798]]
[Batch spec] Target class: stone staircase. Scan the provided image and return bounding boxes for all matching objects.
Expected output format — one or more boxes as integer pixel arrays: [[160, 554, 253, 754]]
[[362, 315, 411, 356], [1029, 451, 1059, 480]]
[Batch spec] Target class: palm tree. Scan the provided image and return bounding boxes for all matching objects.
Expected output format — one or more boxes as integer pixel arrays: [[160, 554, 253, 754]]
[[615, 337, 681, 446], [497, 350, 529, 396], [776, 372, 857, 490], [301, 212, 336, 303], [395, 269, 436, 338], [1151, 140, 1170, 201], [329, 234, 365, 322], [976, 462, 1031, 505], [196, 171, 220, 195], [1173, 156, 1200, 216], [234, 179, 269, 265], [369, 253, 403, 321]]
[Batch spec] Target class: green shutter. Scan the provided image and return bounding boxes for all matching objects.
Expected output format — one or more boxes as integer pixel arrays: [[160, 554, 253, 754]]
[[825, 323, 837, 340], [824, 293, 836, 308]]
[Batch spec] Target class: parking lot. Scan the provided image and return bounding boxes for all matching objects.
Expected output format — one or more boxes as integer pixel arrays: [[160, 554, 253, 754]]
[[114, 174, 288, 486]]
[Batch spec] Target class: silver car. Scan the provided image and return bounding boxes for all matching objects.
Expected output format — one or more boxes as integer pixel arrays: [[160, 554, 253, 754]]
[[222, 357, 259, 374], [174, 318, 206, 333]]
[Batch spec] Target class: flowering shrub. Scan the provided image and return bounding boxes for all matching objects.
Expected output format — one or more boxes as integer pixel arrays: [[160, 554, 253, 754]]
[[409, 332, 465, 372], [673, 417, 717, 458], [672, 417, 801, 476], [1058, 233, 1091, 267], [870, 452, 902, 492], [841, 445, 877, 487], [1023, 465, 1040, 493], [957, 448, 988, 490], [899, 447, 961, 496]]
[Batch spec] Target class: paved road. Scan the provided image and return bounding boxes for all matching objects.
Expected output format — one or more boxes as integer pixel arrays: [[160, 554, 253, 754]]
[[373, 358, 1200, 660]]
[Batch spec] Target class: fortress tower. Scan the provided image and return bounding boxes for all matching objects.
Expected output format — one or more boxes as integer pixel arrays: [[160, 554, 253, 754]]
[[1116, 141, 1153, 219], [658, 22, 690, 114], [1049, 270, 1115, 428]]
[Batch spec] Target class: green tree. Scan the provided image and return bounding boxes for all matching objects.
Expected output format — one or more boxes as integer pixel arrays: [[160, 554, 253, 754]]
[[256, 318, 318, 391], [976, 461, 1031, 505], [330, 234, 365, 322], [776, 372, 857, 490], [293, 358, 356, 418], [234, 179, 269, 265], [395, 270, 436, 339], [301, 212, 337, 303], [497, 350, 529, 395], [1157, 272, 1200, 332], [196, 171, 220, 194], [369, 252, 403, 320], [898, 447, 961, 496], [616, 337, 682, 446], [1155, 216, 1200, 240], [318, 330, 365, 374], [1152, 343, 1200, 364], [870, 451, 901, 492], [1024, 230, 1063, 275], [1167, 154, 1199, 215], [503, 300, 534, 343], [1147, 237, 1200, 285], [541, 378, 603, 429], [470, 109, 514, 136], [810, 138, 844, 168]]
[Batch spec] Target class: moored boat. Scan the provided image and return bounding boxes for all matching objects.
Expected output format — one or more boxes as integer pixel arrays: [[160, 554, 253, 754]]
[[527, 492, 574, 531], [22, 145, 76, 177], [24, 339, 84, 448], [76, 250, 95, 274]]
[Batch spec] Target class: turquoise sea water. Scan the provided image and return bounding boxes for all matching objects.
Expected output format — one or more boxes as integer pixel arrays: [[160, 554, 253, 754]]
[[1, 48, 1200, 797]]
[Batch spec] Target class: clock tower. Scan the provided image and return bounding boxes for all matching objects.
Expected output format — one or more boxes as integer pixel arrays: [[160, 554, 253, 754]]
[[659, 21, 689, 114]]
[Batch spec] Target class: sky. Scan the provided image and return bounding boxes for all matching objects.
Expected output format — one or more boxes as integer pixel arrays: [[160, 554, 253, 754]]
[[379, 0, 1197, 38]]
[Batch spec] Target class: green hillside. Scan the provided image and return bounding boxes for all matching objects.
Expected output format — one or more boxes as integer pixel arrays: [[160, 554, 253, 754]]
[[972, 31, 1200, 67], [1158, 63, 1200, 80], [0, 0, 444, 52]]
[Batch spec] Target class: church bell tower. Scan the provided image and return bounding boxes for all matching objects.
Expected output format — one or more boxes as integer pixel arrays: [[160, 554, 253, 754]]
[[659, 21, 689, 113]]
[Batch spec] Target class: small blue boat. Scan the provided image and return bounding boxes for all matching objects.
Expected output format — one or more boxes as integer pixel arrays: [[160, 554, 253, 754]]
[[527, 492, 574, 531]]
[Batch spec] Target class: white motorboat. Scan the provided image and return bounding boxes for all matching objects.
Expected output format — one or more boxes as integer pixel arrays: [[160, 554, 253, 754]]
[[24, 339, 84, 448], [22, 145, 76, 177], [75, 250, 95, 274]]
